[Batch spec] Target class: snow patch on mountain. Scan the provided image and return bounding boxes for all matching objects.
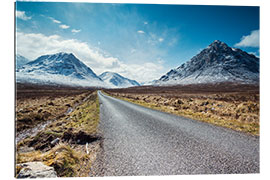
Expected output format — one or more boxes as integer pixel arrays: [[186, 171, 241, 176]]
[[99, 71, 140, 88], [16, 72, 105, 87]]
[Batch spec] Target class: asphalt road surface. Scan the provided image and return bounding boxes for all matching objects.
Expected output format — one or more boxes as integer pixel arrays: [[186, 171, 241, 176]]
[[97, 91, 259, 176]]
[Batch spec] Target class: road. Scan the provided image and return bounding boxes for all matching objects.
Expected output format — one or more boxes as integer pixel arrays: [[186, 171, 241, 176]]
[[96, 91, 259, 176]]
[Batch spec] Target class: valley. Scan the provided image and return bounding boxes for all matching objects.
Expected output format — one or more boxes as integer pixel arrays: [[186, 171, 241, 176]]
[[15, 40, 260, 177]]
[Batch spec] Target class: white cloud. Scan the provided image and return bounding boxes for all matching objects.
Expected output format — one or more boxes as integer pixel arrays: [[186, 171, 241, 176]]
[[144, 21, 148, 25], [16, 10, 31, 21], [59, 24, 70, 29], [235, 30, 259, 47], [49, 17, 61, 24], [71, 29, 81, 33], [137, 30, 145, 34], [53, 19, 61, 24], [158, 38, 164, 42], [16, 32, 165, 82]]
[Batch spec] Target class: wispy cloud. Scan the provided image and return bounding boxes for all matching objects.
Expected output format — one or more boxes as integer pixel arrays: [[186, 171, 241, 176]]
[[59, 24, 70, 29], [49, 17, 61, 24], [137, 30, 145, 34], [71, 29, 81, 33], [248, 51, 260, 58], [144, 21, 148, 25], [235, 30, 259, 48], [16, 10, 31, 21], [147, 33, 165, 45]]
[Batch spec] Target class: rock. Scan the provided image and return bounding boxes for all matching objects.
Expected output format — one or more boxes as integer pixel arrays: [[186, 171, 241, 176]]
[[17, 162, 57, 178], [188, 98, 193, 102], [18, 146, 35, 153], [51, 138, 60, 146]]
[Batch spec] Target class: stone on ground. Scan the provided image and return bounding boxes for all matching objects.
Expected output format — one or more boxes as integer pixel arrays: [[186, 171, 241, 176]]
[[17, 162, 57, 178]]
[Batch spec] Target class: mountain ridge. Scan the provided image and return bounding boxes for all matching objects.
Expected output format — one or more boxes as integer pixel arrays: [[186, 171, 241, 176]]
[[16, 52, 141, 88]]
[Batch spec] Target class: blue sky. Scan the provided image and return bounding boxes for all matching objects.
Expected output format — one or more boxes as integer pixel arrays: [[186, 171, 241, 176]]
[[16, 2, 259, 82]]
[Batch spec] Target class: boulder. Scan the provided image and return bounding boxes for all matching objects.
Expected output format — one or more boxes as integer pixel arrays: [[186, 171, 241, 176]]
[[17, 162, 57, 178]]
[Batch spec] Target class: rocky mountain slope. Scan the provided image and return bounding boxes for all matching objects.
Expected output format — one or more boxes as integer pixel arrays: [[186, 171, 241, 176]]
[[16, 52, 104, 87], [155, 40, 259, 85]]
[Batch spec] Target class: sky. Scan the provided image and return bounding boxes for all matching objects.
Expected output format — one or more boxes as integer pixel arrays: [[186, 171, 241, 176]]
[[15, 1, 259, 83]]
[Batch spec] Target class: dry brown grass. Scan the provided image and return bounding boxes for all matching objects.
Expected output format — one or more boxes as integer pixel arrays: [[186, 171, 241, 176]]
[[16, 91, 101, 177], [105, 84, 259, 136], [16, 92, 92, 133], [16, 143, 94, 177]]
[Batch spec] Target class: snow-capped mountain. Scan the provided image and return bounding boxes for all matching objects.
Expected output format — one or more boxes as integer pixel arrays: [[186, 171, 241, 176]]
[[16, 54, 31, 70], [16, 52, 105, 87], [155, 40, 259, 85], [99, 71, 140, 88]]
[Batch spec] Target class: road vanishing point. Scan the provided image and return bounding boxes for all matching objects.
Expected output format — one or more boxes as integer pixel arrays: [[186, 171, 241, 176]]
[[96, 91, 259, 176]]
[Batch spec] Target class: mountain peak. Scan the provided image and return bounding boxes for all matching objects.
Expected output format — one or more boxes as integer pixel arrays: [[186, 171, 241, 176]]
[[51, 52, 74, 58], [208, 40, 229, 49], [17, 52, 103, 86], [203, 40, 232, 55], [212, 40, 223, 44], [156, 40, 259, 85]]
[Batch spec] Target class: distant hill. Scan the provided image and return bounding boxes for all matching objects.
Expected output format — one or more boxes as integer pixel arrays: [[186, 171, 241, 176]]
[[16, 54, 31, 70], [99, 71, 140, 88]]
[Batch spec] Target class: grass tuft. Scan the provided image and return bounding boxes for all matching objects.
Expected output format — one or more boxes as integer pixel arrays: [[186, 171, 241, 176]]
[[16, 91, 101, 177]]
